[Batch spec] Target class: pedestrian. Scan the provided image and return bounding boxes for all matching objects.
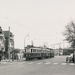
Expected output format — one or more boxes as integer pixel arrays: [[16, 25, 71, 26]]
[[16, 53, 18, 61], [17, 53, 20, 61], [0, 51, 2, 63], [12, 52, 14, 61], [73, 53, 74, 63]]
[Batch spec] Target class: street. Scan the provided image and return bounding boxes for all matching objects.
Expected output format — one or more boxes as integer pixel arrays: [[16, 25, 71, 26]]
[[0, 56, 75, 75]]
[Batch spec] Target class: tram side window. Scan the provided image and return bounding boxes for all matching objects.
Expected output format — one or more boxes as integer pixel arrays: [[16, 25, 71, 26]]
[[33, 49, 36, 53], [33, 49, 35, 52], [31, 49, 32, 53], [37, 50, 39, 53], [39, 50, 41, 53]]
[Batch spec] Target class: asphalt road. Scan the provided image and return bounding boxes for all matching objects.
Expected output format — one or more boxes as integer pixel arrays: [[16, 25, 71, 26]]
[[0, 56, 75, 75]]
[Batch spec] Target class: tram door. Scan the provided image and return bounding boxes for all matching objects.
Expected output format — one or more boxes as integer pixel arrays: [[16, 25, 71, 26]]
[[74, 50, 75, 63]]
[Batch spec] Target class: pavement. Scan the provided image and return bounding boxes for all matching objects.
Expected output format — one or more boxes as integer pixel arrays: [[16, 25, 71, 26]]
[[0, 58, 26, 64]]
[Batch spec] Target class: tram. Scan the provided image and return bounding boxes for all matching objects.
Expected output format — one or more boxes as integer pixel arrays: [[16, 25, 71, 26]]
[[24, 45, 54, 60]]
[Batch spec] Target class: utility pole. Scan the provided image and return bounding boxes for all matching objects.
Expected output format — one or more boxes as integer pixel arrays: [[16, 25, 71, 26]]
[[59, 43, 61, 56], [73, 23, 75, 63], [8, 27, 10, 61]]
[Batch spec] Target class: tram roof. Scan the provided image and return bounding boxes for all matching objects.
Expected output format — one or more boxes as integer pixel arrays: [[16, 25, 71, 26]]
[[25, 45, 53, 50]]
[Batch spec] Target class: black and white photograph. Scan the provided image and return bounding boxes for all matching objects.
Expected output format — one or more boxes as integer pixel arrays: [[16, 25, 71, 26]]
[[0, 0, 75, 75]]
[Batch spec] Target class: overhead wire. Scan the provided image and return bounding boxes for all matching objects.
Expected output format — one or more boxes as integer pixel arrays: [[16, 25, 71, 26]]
[[0, 15, 43, 38], [1, 15, 58, 47]]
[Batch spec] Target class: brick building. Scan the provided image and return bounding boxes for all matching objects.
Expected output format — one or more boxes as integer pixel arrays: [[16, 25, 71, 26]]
[[4, 31, 14, 58], [0, 27, 5, 52]]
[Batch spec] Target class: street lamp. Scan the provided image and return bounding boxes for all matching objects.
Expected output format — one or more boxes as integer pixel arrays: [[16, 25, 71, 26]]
[[24, 33, 29, 50]]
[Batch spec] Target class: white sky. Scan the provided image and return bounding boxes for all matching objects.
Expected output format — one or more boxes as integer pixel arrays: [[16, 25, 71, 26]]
[[0, 0, 75, 49]]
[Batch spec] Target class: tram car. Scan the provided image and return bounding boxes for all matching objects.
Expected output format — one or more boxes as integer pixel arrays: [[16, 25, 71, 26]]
[[24, 45, 54, 60]]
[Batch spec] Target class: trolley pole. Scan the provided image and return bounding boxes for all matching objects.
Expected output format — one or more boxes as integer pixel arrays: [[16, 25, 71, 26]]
[[24, 33, 29, 51], [8, 27, 10, 61]]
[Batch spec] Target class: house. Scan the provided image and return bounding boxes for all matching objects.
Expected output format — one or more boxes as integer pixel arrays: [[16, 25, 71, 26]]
[[4, 31, 14, 58], [0, 26, 5, 52]]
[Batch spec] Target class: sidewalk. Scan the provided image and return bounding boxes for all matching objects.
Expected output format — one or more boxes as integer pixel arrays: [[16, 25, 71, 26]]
[[1, 59, 12, 62], [0, 58, 26, 64]]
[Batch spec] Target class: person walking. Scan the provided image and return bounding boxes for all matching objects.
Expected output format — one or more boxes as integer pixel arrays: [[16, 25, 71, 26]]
[[12, 52, 14, 61], [0, 51, 2, 63], [73, 53, 74, 63]]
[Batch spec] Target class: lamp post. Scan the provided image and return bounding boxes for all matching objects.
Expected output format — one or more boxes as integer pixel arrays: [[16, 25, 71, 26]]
[[24, 33, 29, 50], [8, 27, 10, 61]]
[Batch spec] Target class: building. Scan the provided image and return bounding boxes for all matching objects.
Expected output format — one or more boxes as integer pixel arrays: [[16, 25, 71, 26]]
[[0, 27, 5, 52], [54, 48, 75, 55], [4, 31, 14, 58], [63, 48, 74, 55]]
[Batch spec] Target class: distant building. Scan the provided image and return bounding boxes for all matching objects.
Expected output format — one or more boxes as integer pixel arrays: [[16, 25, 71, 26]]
[[4, 31, 14, 58], [54, 48, 74, 55], [63, 48, 74, 55]]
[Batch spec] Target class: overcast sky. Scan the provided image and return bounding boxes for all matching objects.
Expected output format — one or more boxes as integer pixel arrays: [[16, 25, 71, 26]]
[[0, 0, 75, 49]]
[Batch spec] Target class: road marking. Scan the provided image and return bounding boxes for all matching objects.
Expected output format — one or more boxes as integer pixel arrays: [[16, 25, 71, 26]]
[[9, 63, 13, 64], [53, 63, 58, 65], [45, 62, 51, 64], [37, 62, 42, 64], [27, 62, 34, 64], [61, 63, 66, 65], [70, 63, 75, 65], [0, 62, 7, 64], [18, 62, 26, 65], [1, 61, 75, 66]]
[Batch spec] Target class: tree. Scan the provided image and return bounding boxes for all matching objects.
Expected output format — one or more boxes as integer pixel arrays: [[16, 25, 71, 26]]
[[63, 21, 75, 48]]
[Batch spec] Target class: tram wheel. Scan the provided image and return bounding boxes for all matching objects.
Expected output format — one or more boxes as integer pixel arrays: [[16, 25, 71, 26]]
[[26, 58, 29, 61]]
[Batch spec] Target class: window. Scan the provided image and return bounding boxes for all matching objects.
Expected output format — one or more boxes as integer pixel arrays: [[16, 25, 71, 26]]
[[33, 49, 36, 52], [31, 49, 32, 53]]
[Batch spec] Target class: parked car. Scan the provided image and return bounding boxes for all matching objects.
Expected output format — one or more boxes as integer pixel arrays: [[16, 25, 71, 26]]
[[66, 53, 74, 63]]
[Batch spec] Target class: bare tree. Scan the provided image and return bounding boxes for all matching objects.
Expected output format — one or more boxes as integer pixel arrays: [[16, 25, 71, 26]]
[[63, 21, 75, 48]]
